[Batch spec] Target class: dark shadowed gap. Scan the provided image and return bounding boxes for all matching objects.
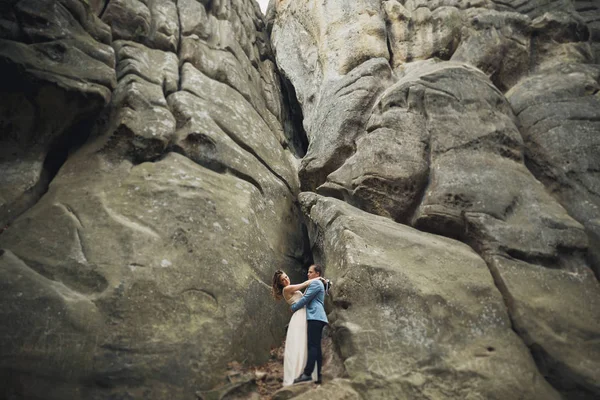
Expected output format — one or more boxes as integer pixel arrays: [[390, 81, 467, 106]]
[[384, 21, 394, 67], [300, 221, 314, 270], [99, 0, 111, 18], [43, 116, 97, 184], [530, 343, 599, 400], [279, 74, 308, 158], [586, 230, 600, 281], [0, 113, 98, 232], [0, 55, 102, 229]]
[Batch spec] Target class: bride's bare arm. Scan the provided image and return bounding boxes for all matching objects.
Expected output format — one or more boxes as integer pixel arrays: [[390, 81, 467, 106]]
[[283, 278, 320, 294]]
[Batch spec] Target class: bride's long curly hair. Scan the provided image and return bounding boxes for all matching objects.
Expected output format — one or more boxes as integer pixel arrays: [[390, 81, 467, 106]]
[[271, 270, 285, 300]]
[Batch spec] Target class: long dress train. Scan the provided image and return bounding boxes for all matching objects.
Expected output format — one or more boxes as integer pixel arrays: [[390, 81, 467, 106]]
[[282, 291, 319, 386]]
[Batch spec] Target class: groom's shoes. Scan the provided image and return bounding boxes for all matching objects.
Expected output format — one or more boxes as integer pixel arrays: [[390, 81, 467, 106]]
[[293, 374, 312, 384]]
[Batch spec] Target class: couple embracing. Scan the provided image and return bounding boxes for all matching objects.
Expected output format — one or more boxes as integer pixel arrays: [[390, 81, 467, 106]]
[[272, 264, 329, 386]]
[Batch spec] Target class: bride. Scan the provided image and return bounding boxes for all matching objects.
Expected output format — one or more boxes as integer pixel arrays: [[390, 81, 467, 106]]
[[272, 270, 320, 386]]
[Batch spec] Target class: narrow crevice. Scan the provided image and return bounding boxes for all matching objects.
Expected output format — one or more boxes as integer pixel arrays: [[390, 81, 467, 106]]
[[384, 17, 394, 68], [463, 230, 595, 398], [531, 342, 599, 399], [279, 73, 308, 158], [209, 116, 295, 195], [175, 0, 183, 62], [406, 144, 431, 226], [491, 0, 518, 11], [99, 0, 111, 19], [168, 145, 265, 195], [175, 0, 183, 93], [43, 117, 94, 183], [585, 229, 600, 281], [0, 113, 98, 230], [529, 32, 537, 73], [297, 218, 316, 272]]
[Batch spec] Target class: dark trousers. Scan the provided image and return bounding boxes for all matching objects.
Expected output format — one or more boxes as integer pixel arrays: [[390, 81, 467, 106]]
[[304, 320, 326, 377]]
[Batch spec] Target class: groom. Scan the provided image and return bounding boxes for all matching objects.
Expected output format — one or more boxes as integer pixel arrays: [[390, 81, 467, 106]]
[[291, 264, 328, 384]]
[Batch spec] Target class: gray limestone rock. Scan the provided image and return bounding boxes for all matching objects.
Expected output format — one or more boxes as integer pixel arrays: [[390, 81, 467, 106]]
[[0, 0, 116, 228], [487, 255, 600, 398], [300, 58, 394, 191], [451, 9, 531, 91], [0, 1, 305, 399], [0, 151, 301, 399], [271, 1, 600, 397], [299, 193, 561, 400], [102, 0, 179, 52], [273, 378, 360, 400], [2, 0, 600, 399], [506, 34, 600, 280]]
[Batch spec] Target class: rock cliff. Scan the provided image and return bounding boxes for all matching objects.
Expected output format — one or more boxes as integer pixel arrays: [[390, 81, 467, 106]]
[[271, 0, 600, 398], [0, 0, 599, 399], [1, 0, 306, 398]]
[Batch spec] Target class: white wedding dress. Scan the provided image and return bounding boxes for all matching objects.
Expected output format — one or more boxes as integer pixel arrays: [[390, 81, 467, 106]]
[[283, 291, 318, 386]]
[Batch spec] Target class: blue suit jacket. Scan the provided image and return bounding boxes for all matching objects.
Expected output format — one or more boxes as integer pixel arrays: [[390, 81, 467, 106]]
[[291, 280, 328, 323]]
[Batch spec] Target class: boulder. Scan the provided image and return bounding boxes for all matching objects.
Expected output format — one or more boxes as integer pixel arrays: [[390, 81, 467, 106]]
[[102, 0, 179, 52], [0, 149, 302, 399], [298, 193, 560, 399], [506, 35, 600, 280]]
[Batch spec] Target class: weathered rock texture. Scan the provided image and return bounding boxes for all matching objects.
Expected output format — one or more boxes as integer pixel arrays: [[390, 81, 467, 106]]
[[300, 193, 561, 399], [271, 0, 600, 398], [0, 1, 306, 399], [0, 0, 116, 228], [1, 0, 600, 399]]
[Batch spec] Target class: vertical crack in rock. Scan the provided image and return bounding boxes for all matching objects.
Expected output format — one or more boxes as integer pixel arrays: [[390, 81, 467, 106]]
[[209, 115, 295, 194], [273, 2, 600, 395], [175, 0, 183, 92], [279, 73, 308, 158], [99, 0, 111, 18], [382, 2, 395, 68], [529, 31, 537, 73], [480, 251, 599, 399]]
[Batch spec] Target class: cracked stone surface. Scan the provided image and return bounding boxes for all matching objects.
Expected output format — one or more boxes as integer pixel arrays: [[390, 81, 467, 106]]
[[299, 193, 561, 400], [0, 0, 116, 228], [0, 1, 306, 399], [1, 0, 600, 399], [271, 0, 600, 398]]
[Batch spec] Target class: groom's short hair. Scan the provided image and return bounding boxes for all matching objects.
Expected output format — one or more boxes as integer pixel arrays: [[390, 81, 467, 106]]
[[312, 264, 323, 276]]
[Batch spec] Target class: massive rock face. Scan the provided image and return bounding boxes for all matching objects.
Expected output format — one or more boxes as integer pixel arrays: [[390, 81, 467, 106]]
[[0, 0, 116, 229], [0, 0, 305, 399], [1, 0, 599, 399], [271, 0, 600, 398], [300, 193, 560, 399]]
